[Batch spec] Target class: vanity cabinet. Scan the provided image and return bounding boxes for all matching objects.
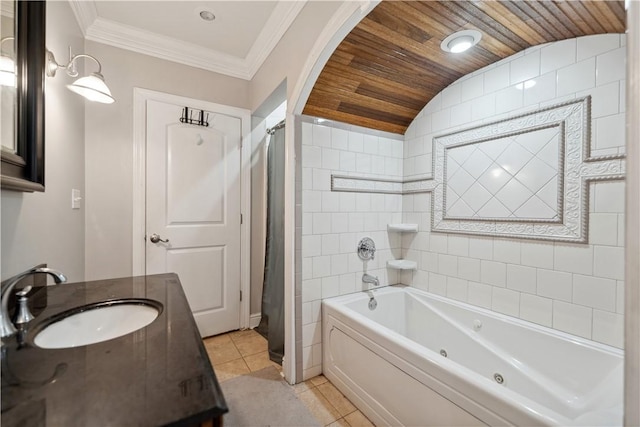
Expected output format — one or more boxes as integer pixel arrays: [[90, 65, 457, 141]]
[[1, 274, 228, 426]]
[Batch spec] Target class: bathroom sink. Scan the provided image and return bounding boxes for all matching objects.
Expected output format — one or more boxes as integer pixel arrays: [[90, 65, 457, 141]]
[[33, 299, 163, 349]]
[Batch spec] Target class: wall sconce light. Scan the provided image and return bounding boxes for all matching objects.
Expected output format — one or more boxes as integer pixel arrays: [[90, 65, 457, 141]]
[[46, 47, 114, 104], [0, 37, 16, 87], [440, 30, 482, 54]]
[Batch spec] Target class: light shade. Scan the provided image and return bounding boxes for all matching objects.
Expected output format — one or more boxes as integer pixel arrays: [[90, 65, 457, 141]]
[[67, 72, 114, 104], [0, 55, 16, 87]]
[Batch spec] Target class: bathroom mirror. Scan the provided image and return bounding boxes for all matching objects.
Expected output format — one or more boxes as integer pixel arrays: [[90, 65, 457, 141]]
[[1, 1, 15, 155], [0, 0, 46, 192]]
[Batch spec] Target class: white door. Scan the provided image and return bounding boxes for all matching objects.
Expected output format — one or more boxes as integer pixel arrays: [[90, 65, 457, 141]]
[[145, 99, 242, 337]]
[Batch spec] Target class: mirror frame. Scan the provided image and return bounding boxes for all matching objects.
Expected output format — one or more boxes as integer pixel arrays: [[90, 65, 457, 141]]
[[1, 1, 45, 192]]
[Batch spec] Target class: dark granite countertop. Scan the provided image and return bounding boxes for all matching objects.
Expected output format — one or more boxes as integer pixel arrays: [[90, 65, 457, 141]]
[[1, 273, 228, 426]]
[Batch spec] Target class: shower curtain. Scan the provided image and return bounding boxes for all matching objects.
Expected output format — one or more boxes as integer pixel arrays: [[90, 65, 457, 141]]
[[257, 124, 285, 364]]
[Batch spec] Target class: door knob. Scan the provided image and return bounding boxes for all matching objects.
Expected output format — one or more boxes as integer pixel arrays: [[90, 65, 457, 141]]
[[149, 233, 169, 244]]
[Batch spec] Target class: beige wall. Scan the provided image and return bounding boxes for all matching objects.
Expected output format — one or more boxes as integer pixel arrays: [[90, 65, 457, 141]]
[[247, 1, 344, 317], [2, 0, 346, 312], [83, 41, 251, 280], [1, 1, 86, 281], [249, 1, 342, 112]]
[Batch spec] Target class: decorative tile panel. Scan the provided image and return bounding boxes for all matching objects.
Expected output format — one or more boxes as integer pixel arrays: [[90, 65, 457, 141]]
[[329, 97, 624, 243], [445, 124, 562, 221], [432, 96, 625, 242], [331, 175, 434, 195], [331, 175, 403, 194]]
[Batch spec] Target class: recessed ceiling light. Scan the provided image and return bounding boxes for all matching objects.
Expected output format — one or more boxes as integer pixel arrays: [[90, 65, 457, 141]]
[[441, 30, 482, 54], [448, 36, 474, 53], [199, 10, 216, 22]]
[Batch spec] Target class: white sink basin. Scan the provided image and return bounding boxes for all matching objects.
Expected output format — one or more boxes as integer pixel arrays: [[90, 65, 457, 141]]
[[33, 299, 162, 349]]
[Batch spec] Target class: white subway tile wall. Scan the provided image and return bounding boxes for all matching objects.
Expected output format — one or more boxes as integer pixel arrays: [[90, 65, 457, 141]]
[[300, 123, 404, 379], [402, 34, 625, 349], [299, 34, 625, 380]]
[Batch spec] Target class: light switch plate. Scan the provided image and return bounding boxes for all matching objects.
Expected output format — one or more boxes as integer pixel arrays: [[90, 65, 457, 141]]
[[72, 189, 81, 209]]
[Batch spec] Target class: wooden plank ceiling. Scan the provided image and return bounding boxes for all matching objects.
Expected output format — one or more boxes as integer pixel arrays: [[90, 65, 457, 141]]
[[303, 1, 625, 135]]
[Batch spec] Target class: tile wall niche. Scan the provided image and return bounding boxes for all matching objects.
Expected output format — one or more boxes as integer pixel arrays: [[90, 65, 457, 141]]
[[402, 34, 626, 349], [300, 119, 404, 379]]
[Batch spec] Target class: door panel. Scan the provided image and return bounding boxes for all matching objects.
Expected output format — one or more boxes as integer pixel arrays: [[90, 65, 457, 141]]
[[146, 99, 241, 337], [167, 126, 225, 224], [166, 246, 225, 312]]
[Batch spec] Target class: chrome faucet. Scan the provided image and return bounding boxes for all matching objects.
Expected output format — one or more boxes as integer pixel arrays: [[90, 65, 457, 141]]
[[362, 273, 379, 287], [1, 267, 67, 339], [357, 238, 376, 261]]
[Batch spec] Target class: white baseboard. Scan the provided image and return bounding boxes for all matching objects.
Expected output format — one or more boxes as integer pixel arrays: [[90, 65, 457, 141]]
[[250, 313, 262, 329]]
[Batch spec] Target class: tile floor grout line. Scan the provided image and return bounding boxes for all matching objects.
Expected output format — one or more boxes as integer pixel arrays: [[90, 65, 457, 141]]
[[204, 330, 373, 427]]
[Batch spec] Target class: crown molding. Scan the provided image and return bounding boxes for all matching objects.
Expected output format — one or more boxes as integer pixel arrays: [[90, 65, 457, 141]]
[[68, 0, 98, 37], [85, 17, 249, 79], [245, 0, 306, 77], [67, 0, 305, 81]]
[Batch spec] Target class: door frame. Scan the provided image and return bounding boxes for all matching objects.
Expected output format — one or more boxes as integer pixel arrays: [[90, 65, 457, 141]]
[[132, 88, 252, 330]]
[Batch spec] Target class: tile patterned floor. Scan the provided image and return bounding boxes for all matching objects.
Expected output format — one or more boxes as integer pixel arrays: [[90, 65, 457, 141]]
[[203, 329, 374, 427]]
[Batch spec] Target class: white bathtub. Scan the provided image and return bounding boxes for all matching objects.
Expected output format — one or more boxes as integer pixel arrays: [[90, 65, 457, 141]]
[[322, 286, 623, 426]]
